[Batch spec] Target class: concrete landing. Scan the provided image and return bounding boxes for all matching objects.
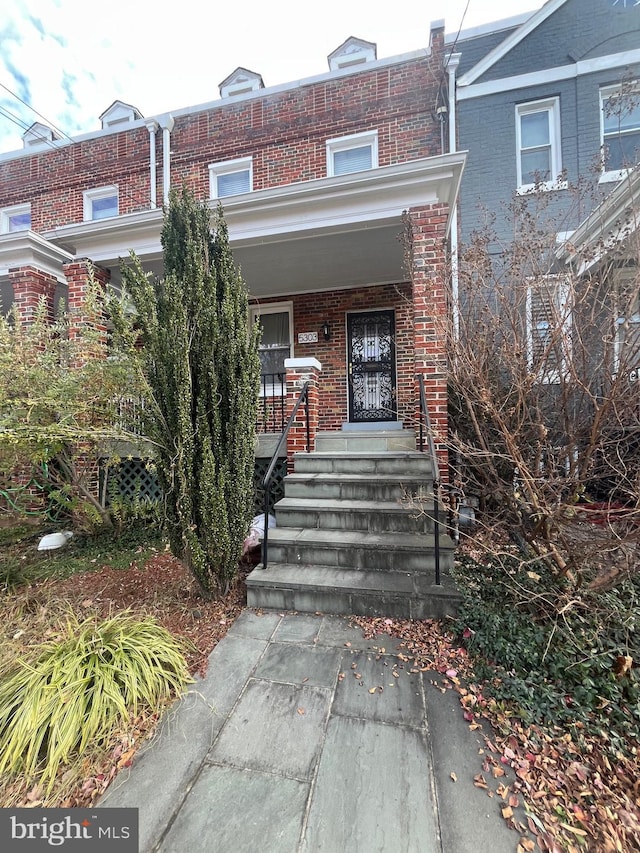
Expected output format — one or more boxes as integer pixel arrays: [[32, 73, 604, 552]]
[[98, 610, 520, 853]]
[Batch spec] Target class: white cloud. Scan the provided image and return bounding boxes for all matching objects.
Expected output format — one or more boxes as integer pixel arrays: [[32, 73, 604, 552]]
[[0, 0, 539, 153]]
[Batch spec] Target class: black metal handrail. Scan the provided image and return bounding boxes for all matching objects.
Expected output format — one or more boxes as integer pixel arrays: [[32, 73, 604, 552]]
[[262, 381, 310, 571], [418, 374, 442, 586]]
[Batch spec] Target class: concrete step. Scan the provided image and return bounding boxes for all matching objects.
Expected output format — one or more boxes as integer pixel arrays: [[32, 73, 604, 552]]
[[275, 497, 438, 534], [315, 429, 416, 453], [283, 472, 433, 503], [265, 528, 454, 573], [246, 564, 461, 620], [294, 451, 434, 477]]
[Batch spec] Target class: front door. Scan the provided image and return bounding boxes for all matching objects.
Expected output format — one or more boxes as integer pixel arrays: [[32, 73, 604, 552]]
[[347, 310, 397, 423]]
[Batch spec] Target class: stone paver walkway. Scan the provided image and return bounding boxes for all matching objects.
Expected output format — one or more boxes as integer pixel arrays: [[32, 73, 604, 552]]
[[99, 610, 520, 852]]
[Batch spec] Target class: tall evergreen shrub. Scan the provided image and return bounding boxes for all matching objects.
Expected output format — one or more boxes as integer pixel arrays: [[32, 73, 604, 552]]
[[121, 189, 260, 596]]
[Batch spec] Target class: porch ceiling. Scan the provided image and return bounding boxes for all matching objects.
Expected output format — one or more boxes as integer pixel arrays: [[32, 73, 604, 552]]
[[118, 219, 406, 297]]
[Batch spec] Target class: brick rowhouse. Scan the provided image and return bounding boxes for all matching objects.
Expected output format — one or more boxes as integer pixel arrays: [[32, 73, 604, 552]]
[[0, 21, 463, 476]]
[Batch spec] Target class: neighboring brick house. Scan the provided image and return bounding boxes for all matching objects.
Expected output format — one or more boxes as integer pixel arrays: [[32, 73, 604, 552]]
[[0, 22, 464, 479]]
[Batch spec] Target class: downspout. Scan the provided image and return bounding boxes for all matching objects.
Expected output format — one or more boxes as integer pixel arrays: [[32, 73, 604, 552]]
[[158, 115, 175, 205], [145, 119, 159, 209], [447, 52, 461, 338]]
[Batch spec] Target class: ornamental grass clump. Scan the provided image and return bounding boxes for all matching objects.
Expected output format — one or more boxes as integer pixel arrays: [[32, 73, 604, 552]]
[[0, 612, 191, 791]]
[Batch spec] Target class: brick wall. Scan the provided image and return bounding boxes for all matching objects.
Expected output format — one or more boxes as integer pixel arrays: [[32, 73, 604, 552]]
[[0, 33, 445, 230], [252, 281, 415, 432], [9, 266, 58, 324]]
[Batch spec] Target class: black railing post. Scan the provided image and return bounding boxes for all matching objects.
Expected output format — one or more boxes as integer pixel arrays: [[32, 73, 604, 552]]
[[418, 374, 442, 586], [261, 381, 310, 571]]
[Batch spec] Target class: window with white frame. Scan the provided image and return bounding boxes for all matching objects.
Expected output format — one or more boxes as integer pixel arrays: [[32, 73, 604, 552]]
[[83, 186, 118, 221], [613, 266, 640, 380], [0, 203, 31, 232], [516, 98, 563, 191], [526, 276, 571, 383], [249, 302, 294, 393], [209, 157, 252, 199], [326, 130, 378, 177], [600, 84, 640, 180]]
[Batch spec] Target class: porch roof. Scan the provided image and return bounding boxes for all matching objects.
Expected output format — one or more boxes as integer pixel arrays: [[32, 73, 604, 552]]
[[42, 151, 466, 298], [557, 167, 640, 277]]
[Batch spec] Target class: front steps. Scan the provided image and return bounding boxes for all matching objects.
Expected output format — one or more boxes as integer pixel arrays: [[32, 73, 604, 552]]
[[246, 430, 461, 619]]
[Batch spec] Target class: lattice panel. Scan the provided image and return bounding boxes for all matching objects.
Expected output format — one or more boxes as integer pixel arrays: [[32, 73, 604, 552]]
[[104, 459, 162, 504], [253, 457, 287, 515]]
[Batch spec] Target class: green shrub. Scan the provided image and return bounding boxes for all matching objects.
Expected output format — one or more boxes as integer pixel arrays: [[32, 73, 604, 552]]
[[454, 554, 639, 751], [0, 612, 191, 790]]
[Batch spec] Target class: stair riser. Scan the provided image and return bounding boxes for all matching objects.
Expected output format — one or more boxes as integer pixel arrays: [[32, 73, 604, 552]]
[[284, 481, 433, 503], [315, 436, 417, 453], [294, 456, 434, 476], [267, 542, 453, 573], [275, 507, 437, 534], [246, 586, 459, 620]]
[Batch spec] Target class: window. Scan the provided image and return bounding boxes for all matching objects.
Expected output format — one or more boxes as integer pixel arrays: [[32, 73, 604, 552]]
[[613, 266, 640, 379], [209, 157, 252, 199], [84, 186, 118, 221], [249, 302, 293, 393], [1, 203, 31, 232], [600, 84, 640, 180], [326, 131, 378, 177], [516, 98, 563, 191], [526, 276, 571, 383]]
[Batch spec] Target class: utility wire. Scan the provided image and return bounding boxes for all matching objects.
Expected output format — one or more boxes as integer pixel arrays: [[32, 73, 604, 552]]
[[0, 83, 155, 213], [0, 81, 74, 142]]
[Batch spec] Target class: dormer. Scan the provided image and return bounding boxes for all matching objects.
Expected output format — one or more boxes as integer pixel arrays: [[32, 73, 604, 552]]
[[22, 122, 62, 149], [99, 100, 143, 129], [219, 68, 264, 98], [328, 37, 377, 71]]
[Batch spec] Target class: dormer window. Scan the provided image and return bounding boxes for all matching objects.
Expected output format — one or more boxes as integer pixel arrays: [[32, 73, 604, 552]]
[[328, 37, 377, 71], [209, 157, 253, 198], [99, 100, 143, 129], [327, 131, 378, 177], [1, 203, 31, 233], [84, 186, 119, 221], [22, 122, 61, 149], [219, 68, 264, 98]]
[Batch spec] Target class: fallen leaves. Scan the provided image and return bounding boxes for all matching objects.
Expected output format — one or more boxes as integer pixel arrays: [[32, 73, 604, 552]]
[[349, 613, 640, 853]]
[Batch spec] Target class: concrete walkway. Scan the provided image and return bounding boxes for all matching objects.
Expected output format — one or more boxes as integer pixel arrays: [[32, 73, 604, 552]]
[[99, 610, 520, 852]]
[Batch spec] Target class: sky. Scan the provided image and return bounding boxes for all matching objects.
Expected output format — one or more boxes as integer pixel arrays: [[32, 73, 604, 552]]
[[0, 0, 541, 155]]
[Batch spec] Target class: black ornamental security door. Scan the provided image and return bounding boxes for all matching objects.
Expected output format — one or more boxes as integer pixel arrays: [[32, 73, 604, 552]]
[[347, 310, 397, 422]]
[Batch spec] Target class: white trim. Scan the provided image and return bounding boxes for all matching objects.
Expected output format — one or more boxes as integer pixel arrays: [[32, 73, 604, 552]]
[[600, 82, 640, 178], [284, 357, 321, 370], [458, 0, 568, 87], [0, 230, 74, 281], [250, 300, 294, 395], [44, 153, 466, 262], [1, 203, 31, 233], [516, 97, 563, 192], [526, 275, 572, 385], [444, 12, 533, 45], [326, 130, 378, 177], [457, 49, 640, 101], [83, 186, 118, 222], [209, 156, 253, 199]]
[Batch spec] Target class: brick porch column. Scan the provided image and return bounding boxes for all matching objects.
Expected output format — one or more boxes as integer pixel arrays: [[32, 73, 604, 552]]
[[63, 259, 110, 366], [284, 357, 321, 472], [9, 266, 58, 325], [410, 204, 449, 483]]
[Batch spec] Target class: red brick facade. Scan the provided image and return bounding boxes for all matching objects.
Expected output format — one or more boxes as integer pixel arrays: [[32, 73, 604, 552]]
[[0, 35, 444, 229], [0, 24, 456, 474]]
